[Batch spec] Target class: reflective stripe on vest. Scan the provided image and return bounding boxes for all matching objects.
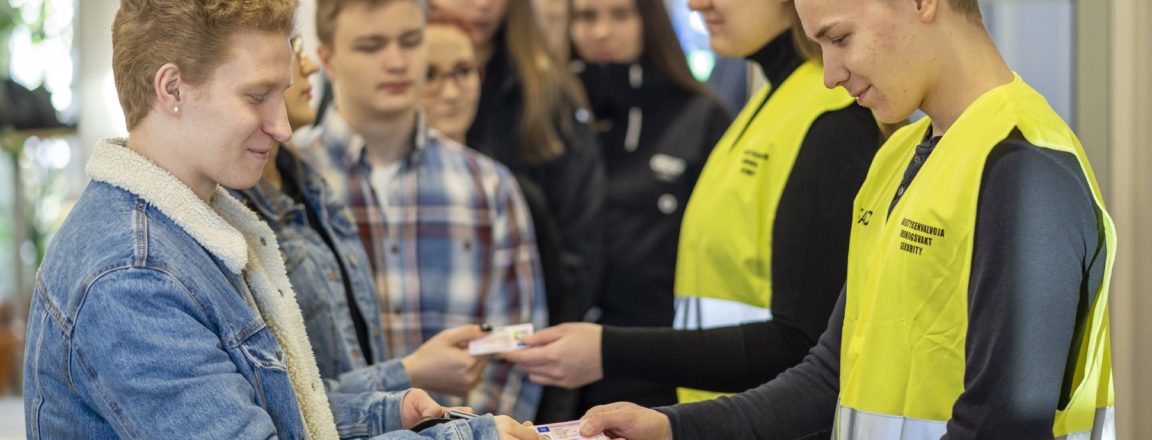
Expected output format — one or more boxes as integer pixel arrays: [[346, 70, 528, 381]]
[[834, 406, 1115, 440], [833, 405, 946, 440], [673, 61, 855, 403], [839, 75, 1116, 437], [1056, 407, 1115, 440]]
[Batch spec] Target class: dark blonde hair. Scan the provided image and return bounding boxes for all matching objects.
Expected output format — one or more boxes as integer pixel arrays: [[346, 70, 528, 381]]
[[316, 0, 424, 47], [503, 0, 589, 163], [112, 0, 297, 129]]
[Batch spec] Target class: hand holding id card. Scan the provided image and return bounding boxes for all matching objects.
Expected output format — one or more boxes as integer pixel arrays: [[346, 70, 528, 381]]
[[534, 421, 610, 439], [468, 323, 534, 356]]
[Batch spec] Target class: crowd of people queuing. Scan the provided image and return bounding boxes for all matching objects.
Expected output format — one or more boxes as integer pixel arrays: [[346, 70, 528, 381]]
[[21, 0, 1117, 438]]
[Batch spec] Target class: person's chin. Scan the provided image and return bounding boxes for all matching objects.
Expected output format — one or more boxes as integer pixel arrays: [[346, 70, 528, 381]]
[[373, 100, 417, 117], [220, 173, 264, 191]]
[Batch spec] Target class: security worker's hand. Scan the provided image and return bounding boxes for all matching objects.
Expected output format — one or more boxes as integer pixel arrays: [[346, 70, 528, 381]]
[[501, 323, 603, 389]]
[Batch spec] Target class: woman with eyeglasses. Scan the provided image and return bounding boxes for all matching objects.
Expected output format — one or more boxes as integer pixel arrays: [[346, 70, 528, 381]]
[[420, 21, 482, 143], [430, 0, 606, 331]]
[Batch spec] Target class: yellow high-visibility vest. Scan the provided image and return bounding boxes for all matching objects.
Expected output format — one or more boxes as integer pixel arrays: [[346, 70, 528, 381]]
[[674, 61, 854, 402], [837, 75, 1115, 439]]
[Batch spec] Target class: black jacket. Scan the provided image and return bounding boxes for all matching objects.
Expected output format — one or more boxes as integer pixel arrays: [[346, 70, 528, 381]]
[[575, 60, 731, 329], [573, 60, 732, 411], [467, 32, 606, 326]]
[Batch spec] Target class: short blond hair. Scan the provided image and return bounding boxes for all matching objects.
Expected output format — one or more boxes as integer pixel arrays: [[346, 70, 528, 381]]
[[112, 0, 297, 129], [315, 0, 424, 47]]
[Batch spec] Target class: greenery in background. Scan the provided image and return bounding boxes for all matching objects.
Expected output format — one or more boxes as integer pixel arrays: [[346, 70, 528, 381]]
[[1, 0, 70, 340], [1, 0, 51, 78], [2, 0, 68, 276]]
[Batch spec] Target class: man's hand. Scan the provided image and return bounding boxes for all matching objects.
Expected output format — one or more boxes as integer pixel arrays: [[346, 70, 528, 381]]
[[400, 388, 446, 429], [493, 415, 546, 439], [501, 323, 603, 389], [402, 325, 489, 397], [579, 402, 672, 440]]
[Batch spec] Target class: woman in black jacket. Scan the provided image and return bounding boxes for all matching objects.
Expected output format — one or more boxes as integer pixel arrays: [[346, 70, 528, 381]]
[[431, 0, 606, 329], [568, 0, 732, 410]]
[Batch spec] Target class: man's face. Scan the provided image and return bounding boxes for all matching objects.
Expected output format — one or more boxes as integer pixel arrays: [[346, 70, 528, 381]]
[[322, 1, 428, 119], [796, 0, 933, 123], [175, 30, 292, 193]]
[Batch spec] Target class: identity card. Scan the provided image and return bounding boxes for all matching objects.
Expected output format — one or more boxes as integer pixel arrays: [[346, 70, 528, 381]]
[[467, 323, 534, 355], [534, 421, 609, 440]]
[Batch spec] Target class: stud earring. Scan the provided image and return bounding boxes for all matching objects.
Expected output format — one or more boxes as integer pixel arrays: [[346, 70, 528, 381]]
[[174, 106, 180, 113]]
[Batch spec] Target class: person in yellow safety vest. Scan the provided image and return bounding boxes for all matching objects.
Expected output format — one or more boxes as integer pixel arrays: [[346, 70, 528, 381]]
[[502, 0, 884, 406], [574, 0, 1117, 438]]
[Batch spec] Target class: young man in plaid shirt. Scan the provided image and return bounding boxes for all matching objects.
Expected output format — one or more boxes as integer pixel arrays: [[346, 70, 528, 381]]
[[294, 0, 547, 421]]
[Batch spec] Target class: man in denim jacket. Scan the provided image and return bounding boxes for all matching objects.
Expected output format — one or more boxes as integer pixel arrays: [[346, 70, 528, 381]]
[[233, 36, 489, 402], [22, 0, 541, 438]]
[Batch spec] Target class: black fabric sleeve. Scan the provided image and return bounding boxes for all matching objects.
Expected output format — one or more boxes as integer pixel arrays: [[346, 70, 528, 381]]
[[600, 105, 878, 392], [944, 140, 1106, 439], [658, 288, 845, 440], [768, 103, 880, 373]]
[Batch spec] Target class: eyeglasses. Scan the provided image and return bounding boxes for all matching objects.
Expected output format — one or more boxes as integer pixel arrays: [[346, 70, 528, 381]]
[[425, 63, 479, 94], [290, 35, 307, 64]]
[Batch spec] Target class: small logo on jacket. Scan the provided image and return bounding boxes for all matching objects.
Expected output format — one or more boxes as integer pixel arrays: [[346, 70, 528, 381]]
[[650, 154, 687, 182]]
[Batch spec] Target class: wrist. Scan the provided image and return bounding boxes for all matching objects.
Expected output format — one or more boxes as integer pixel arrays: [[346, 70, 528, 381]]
[[401, 356, 424, 388]]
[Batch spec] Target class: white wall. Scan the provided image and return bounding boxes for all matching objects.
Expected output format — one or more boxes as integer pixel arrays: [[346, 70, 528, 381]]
[[1106, 0, 1152, 436], [76, 0, 125, 161]]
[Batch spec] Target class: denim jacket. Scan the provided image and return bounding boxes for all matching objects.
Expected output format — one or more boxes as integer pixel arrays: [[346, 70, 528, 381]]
[[232, 147, 408, 387], [24, 139, 504, 440]]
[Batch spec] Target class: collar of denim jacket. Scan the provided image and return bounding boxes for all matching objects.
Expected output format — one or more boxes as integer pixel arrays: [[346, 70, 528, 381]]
[[86, 138, 251, 273]]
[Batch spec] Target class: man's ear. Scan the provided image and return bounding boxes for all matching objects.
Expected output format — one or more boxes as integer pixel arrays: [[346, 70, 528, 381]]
[[317, 44, 335, 79], [913, 0, 939, 23], [154, 63, 183, 115]]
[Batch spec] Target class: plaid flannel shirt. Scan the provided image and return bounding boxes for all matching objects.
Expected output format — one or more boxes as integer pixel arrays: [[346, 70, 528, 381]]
[[294, 111, 547, 420]]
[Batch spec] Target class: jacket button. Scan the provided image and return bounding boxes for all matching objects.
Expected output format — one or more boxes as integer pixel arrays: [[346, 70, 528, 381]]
[[658, 194, 678, 214], [390, 244, 399, 254]]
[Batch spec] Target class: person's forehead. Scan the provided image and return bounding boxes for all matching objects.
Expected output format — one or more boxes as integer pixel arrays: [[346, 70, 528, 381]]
[[427, 26, 471, 47], [795, 0, 856, 34], [574, 0, 632, 9], [214, 33, 292, 87], [336, 1, 425, 35]]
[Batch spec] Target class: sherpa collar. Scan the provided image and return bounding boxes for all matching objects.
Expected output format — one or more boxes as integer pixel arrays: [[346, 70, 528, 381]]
[[86, 138, 250, 273]]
